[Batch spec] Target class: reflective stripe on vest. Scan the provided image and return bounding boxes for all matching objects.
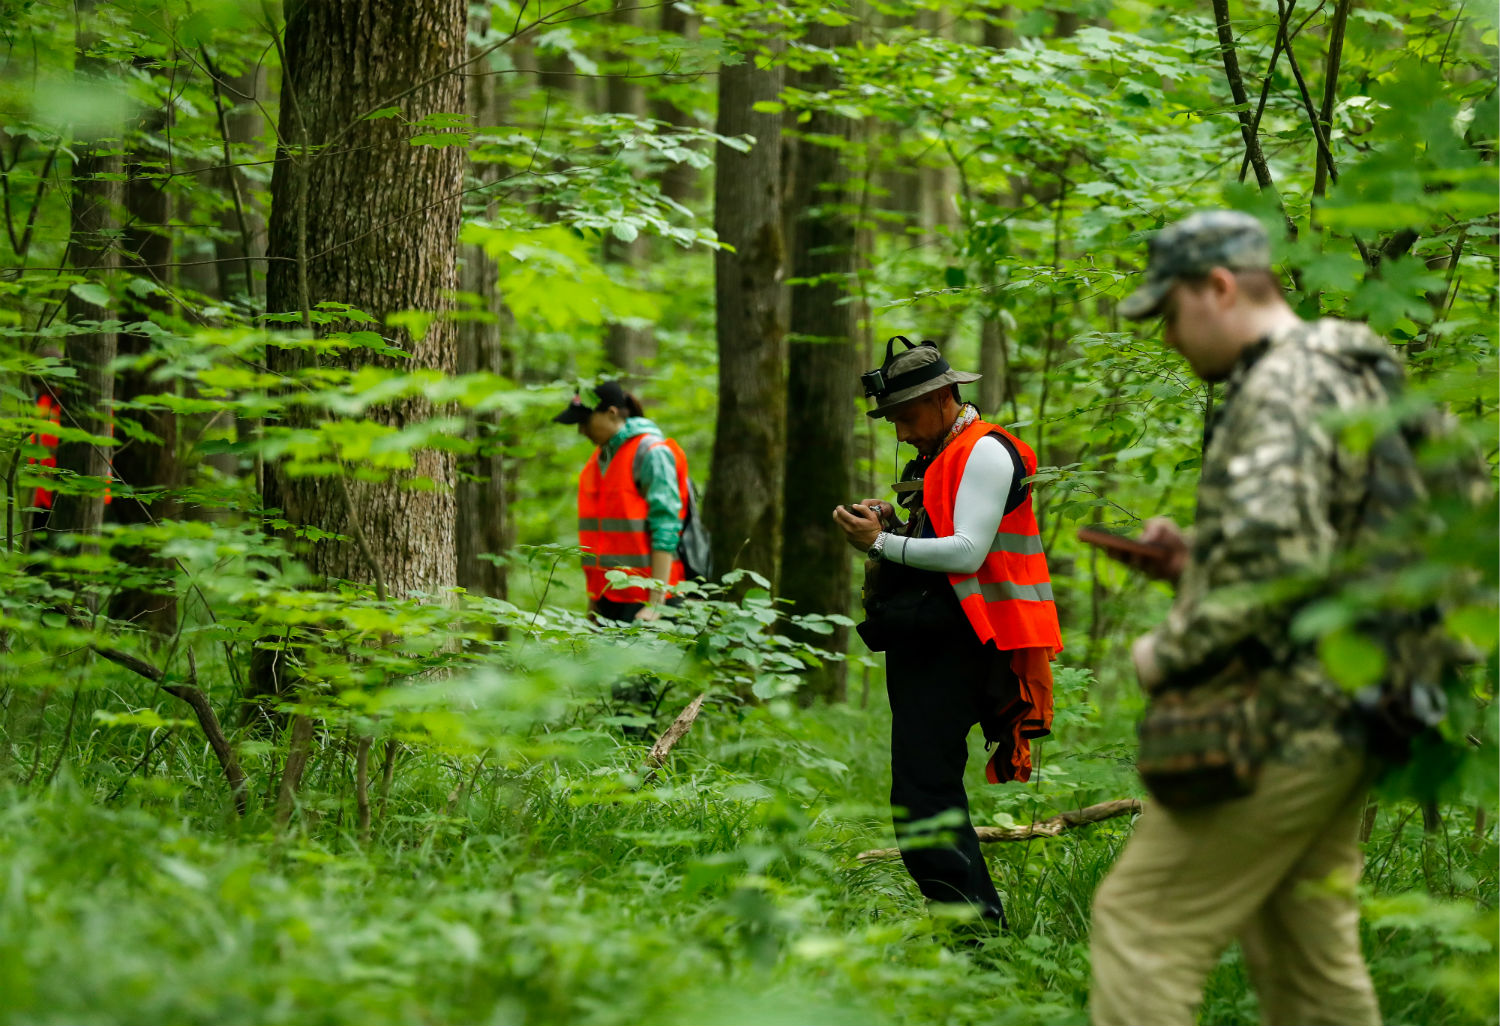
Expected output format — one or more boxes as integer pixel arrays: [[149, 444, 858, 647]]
[[581, 553, 653, 569], [952, 578, 1056, 603], [924, 420, 1063, 652], [990, 532, 1044, 555], [577, 434, 689, 603], [577, 517, 649, 534]]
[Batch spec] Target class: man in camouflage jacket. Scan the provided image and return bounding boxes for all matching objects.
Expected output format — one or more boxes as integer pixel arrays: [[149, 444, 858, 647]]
[[1088, 211, 1384, 1026]]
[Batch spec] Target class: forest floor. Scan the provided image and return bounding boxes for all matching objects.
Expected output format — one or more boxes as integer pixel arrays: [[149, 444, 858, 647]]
[[1, 657, 1494, 1026]]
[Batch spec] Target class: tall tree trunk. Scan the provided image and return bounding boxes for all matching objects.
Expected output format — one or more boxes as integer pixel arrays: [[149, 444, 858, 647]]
[[780, 22, 858, 703], [50, 13, 119, 554], [109, 57, 179, 637], [263, 0, 465, 596], [919, 8, 959, 241], [649, 2, 700, 205], [209, 64, 267, 305], [976, 7, 1017, 420], [457, 13, 515, 605], [602, 2, 656, 382], [1314, 0, 1353, 199], [706, 39, 785, 586]]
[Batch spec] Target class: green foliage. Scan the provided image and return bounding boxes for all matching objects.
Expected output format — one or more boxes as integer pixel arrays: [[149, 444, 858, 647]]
[[0, 0, 1495, 1022]]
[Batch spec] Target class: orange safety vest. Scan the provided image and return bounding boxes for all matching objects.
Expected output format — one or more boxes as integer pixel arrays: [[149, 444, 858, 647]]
[[27, 392, 113, 511], [29, 393, 61, 510], [578, 434, 689, 604], [923, 419, 1063, 653], [925, 419, 1062, 785]]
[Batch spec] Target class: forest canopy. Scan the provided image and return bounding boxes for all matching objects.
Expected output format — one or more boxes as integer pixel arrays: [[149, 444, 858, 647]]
[[0, 0, 1497, 1023]]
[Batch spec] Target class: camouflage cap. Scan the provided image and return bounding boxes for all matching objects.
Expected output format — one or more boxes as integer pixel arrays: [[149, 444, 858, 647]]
[[1119, 210, 1273, 321]]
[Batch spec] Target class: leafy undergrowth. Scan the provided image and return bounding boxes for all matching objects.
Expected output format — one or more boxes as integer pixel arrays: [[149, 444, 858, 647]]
[[0, 660, 1493, 1026]]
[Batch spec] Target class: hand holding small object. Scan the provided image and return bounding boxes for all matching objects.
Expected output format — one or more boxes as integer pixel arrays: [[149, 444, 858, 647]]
[[832, 502, 882, 552], [1079, 518, 1189, 585]]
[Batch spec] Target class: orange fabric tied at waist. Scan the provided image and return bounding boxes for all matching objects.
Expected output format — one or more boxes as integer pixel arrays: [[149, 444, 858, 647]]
[[985, 646, 1055, 785]]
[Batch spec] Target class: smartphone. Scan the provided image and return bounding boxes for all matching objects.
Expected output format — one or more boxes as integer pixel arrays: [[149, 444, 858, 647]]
[[1077, 526, 1168, 558], [840, 503, 870, 517]]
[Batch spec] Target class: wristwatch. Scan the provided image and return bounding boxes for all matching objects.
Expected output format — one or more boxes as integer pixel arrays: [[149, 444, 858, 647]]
[[867, 532, 888, 561]]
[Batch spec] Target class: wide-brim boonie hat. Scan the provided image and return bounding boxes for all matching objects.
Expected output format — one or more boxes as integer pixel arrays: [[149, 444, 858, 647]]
[[865, 340, 980, 419]]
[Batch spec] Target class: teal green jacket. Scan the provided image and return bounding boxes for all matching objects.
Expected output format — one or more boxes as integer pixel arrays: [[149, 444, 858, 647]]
[[595, 417, 684, 553]]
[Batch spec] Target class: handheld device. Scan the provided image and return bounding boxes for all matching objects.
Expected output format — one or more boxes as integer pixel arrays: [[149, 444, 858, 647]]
[[1077, 526, 1169, 558]]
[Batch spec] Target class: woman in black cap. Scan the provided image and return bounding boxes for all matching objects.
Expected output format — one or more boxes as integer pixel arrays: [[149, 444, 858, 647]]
[[554, 381, 690, 622]]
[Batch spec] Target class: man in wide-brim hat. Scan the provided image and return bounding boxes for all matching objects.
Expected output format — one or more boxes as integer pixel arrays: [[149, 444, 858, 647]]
[[834, 336, 1063, 930]]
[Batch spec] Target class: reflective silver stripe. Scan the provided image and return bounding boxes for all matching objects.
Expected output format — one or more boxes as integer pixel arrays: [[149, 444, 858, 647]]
[[989, 532, 1044, 555], [952, 578, 1054, 603], [583, 553, 651, 569], [579, 517, 648, 533]]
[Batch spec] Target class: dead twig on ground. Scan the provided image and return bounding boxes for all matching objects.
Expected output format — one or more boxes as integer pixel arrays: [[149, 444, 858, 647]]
[[856, 798, 1143, 862]]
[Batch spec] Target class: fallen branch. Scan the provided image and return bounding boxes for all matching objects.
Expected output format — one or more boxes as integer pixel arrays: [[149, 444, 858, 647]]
[[856, 798, 1143, 862], [87, 637, 248, 817], [640, 691, 706, 786]]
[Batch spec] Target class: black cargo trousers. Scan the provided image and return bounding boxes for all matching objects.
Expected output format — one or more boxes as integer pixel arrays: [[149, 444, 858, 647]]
[[883, 591, 1018, 928]]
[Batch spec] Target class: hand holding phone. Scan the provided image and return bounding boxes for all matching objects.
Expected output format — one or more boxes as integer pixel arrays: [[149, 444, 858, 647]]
[[1079, 519, 1188, 584], [1077, 526, 1168, 558]]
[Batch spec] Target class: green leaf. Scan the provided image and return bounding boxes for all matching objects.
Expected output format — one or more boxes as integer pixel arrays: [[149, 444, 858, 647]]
[[1447, 605, 1499, 654], [1318, 629, 1387, 691], [409, 133, 468, 148], [69, 282, 109, 307]]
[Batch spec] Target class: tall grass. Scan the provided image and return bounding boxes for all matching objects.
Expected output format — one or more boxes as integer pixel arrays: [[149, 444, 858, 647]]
[[0, 641, 1493, 1026]]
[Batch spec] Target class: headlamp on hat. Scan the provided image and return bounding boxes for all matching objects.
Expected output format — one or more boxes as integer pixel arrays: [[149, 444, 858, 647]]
[[860, 335, 983, 419], [862, 336, 949, 399]]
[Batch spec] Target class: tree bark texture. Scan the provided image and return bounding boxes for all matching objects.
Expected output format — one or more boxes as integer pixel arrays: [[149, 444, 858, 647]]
[[1211, 0, 1277, 193], [976, 9, 1017, 421], [602, 2, 657, 382], [706, 44, 785, 586], [109, 60, 179, 636], [51, 23, 119, 547], [649, 2, 701, 205], [918, 8, 959, 240], [780, 21, 858, 703], [264, 0, 466, 597], [210, 64, 266, 304], [456, 20, 514, 604], [1314, 0, 1353, 198]]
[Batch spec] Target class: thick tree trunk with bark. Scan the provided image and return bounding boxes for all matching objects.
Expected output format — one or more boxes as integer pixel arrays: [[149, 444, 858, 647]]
[[263, 0, 465, 596], [456, 18, 515, 604], [780, 22, 858, 702], [109, 61, 179, 636], [706, 45, 785, 585], [51, 24, 119, 550], [210, 65, 266, 304], [650, 3, 701, 205], [976, 8, 1017, 420], [602, 3, 657, 382]]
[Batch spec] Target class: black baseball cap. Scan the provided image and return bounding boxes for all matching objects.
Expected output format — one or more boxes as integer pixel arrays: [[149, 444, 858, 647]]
[[553, 380, 628, 424]]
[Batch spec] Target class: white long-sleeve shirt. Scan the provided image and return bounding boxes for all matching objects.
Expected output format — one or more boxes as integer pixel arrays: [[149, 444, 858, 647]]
[[887, 435, 1016, 575]]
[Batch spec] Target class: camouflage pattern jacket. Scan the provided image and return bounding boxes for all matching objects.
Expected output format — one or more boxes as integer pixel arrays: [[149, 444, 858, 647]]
[[1148, 318, 1405, 762]]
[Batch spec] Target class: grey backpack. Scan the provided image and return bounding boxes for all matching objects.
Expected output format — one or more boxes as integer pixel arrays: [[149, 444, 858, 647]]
[[633, 437, 714, 583]]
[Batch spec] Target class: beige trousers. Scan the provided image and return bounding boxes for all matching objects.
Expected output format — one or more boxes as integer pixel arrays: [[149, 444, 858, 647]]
[[1090, 753, 1381, 1026]]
